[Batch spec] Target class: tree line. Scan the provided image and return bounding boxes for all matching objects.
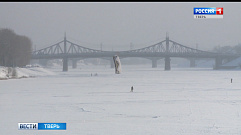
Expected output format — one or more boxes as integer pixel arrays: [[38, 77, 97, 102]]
[[212, 44, 241, 53], [0, 28, 32, 67]]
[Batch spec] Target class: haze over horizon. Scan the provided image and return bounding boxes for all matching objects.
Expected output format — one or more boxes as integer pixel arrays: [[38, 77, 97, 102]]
[[0, 2, 240, 51]]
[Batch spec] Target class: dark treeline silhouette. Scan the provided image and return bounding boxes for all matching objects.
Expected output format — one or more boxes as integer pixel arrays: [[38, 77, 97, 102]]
[[0, 28, 32, 67]]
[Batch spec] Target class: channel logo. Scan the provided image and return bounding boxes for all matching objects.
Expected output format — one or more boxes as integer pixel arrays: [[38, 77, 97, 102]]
[[18, 123, 38, 130], [18, 123, 66, 130], [38, 123, 66, 130], [194, 7, 223, 19]]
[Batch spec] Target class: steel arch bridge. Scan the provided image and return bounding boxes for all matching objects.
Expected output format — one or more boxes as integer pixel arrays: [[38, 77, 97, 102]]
[[31, 35, 240, 71]]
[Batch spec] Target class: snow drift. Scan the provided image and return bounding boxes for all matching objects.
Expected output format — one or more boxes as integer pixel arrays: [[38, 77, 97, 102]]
[[0, 65, 56, 80]]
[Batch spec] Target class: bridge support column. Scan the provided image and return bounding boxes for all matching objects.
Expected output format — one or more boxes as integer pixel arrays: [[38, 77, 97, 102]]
[[63, 57, 68, 72], [152, 59, 157, 68], [165, 57, 171, 71], [214, 57, 222, 70], [110, 59, 114, 68], [190, 59, 196, 67], [72, 59, 77, 69]]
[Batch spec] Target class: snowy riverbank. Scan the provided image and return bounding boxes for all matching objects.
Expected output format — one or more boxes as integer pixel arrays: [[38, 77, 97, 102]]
[[0, 65, 56, 80]]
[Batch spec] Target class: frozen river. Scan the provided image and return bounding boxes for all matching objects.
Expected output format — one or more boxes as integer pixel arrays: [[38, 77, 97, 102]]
[[1, 65, 241, 135]]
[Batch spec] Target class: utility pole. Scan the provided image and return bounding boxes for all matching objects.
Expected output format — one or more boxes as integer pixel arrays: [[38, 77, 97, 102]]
[[165, 32, 171, 71], [63, 32, 68, 72]]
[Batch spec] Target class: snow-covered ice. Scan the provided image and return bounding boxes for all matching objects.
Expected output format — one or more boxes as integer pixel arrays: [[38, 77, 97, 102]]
[[1, 65, 241, 135]]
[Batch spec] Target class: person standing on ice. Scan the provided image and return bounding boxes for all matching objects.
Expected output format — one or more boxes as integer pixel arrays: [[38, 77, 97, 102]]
[[131, 86, 134, 92]]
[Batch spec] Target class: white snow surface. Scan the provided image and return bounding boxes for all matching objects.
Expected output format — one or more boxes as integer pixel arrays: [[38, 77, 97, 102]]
[[0, 67, 8, 79], [16, 67, 57, 77], [1, 65, 241, 135], [0, 66, 56, 79]]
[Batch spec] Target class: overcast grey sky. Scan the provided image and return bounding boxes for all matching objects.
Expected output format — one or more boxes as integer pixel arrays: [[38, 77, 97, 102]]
[[0, 2, 240, 51]]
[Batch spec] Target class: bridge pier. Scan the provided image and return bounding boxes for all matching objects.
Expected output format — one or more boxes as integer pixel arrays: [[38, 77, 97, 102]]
[[165, 57, 171, 70], [190, 58, 196, 67], [214, 57, 223, 70], [72, 59, 78, 69], [63, 57, 68, 72], [152, 59, 157, 68], [110, 59, 114, 68]]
